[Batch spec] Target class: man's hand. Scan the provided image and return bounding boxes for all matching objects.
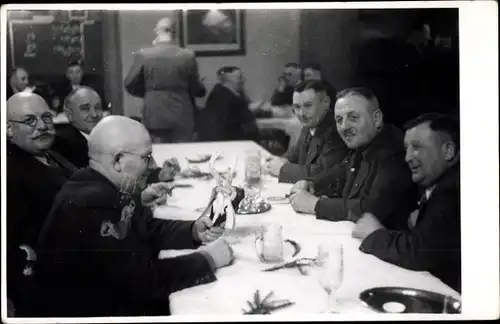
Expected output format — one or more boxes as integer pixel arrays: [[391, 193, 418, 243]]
[[158, 158, 181, 182], [193, 215, 226, 244], [264, 156, 287, 177], [291, 180, 315, 195], [141, 182, 174, 207], [198, 238, 234, 269], [289, 190, 319, 214], [352, 212, 385, 240]]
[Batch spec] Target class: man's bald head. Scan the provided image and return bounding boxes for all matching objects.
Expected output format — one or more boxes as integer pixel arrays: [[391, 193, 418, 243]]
[[64, 86, 103, 134], [88, 116, 156, 194], [10, 67, 29, 92], [155, 17, 176, 34], [88, 115, 150, 157], [7, 92, 55, 155]]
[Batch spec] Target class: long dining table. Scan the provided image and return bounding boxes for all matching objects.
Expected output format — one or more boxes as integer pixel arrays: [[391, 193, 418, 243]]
[[151, 140, 461, 315]]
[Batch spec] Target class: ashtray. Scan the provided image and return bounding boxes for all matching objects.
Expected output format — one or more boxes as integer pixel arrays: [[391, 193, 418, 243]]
[[359, 287, 461, 314]]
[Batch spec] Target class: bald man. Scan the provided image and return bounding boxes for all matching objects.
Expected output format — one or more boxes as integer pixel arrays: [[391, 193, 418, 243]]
[[124, 17, 206, 143], [36, 116, 234, 317], [52, 87, 179, 181], [7, 67, 33, 99], [51, 86, 104, 168], [6, 92, 77, 316]]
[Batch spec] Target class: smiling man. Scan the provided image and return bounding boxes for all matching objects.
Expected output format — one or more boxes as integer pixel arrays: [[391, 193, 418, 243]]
[[51, 86, 104, 168], [354, 113, 461, 292], [6, 92, 77, 316], [264, 80, 347, 184], [290, 87, 418, 228]]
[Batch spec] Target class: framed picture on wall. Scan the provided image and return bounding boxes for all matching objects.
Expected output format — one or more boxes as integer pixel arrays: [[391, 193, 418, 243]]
[[69, 10, 88, 20], [180, 9, 245, 56]]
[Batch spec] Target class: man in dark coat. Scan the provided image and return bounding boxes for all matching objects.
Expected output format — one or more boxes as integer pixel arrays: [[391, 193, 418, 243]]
[[6, 93, 77, 316], [290, 87, 418, 229], [55, 60, 107, 113], [35, 116, 235, 317], [197, 66, 259, 142], [270, 62, 302, 107], [353, 113, 461, 292], [264, 80, 347, 185], [124, 17, 206, 143]]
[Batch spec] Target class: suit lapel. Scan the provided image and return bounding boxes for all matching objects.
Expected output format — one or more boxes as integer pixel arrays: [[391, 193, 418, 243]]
[[347, 158, 369, 199], [305, 134, 321, 165]]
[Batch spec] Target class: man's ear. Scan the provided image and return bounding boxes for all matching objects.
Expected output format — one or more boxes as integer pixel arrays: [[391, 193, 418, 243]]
[[64, 105, 73, 121], [113, 153, 124, 172], [373, 109, 383, 129], [7, 122, 14, 139], [323, 92, 331, 108], [442, 140, 457, 161]]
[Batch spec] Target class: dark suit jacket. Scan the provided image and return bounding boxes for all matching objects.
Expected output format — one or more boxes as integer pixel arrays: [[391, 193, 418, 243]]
[[359, 164, 461, 292], [270, 85, 295, 106], [35, 168, 215, 317], [278, 110, 348, 184], [314, 124, 419, 228], [7, 142, 77, 315], [197, 84, 260, 142], [124, 42, 206, 133], [52, 124, 89, 168]]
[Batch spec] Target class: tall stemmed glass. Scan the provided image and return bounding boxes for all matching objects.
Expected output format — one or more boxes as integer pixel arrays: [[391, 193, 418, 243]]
[[313, 243, 344, 313]]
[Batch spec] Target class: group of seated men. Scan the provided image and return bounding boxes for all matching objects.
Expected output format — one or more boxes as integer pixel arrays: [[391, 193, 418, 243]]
[[264, 80, 460, 294], [7, 60, 108, 116], [6, 78, 460, 317]]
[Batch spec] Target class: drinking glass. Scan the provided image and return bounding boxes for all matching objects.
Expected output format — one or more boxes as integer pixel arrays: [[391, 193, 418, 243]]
[[244, 150, 262, 187], [254, 223, 284, 262], [313, 243, 344, 313]]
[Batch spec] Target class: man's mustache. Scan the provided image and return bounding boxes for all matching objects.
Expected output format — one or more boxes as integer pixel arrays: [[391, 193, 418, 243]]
[[342, 129, 355, 137], [31, 131, 54, 140]]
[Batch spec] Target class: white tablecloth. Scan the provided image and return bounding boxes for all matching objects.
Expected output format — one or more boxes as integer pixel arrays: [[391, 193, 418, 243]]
[[152, 141, 460, 315]]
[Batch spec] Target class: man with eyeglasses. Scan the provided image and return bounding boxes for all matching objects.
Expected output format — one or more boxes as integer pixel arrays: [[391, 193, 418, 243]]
[[35, 116, 235, 316], [6, 92, 77, 316], [264, 80, 347, 185]]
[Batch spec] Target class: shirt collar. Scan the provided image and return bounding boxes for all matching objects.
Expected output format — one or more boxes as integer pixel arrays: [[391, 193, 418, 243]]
[[79, 131, 90, 140]]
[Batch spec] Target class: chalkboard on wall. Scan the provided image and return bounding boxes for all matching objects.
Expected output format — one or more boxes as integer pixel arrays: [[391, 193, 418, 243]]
[[8, 19, 103, 75]]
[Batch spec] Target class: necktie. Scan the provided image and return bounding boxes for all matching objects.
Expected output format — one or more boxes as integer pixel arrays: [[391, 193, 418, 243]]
[[408, 192, 428, 229]]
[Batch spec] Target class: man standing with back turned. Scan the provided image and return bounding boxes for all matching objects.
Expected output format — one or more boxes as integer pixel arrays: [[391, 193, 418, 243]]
[[124, 17, 206, 143]]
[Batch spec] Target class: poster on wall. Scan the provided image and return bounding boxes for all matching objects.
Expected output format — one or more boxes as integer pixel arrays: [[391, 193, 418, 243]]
[[181, 9, 245, 56]]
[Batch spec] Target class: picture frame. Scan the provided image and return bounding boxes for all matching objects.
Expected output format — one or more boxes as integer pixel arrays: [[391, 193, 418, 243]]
[[180, 9, 245, 57], [69, 10, 88, 21]]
